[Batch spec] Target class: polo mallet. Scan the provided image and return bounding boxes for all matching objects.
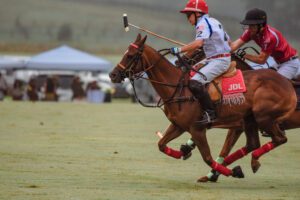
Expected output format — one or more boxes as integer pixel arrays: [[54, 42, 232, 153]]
[[123, 13, 186, 46]]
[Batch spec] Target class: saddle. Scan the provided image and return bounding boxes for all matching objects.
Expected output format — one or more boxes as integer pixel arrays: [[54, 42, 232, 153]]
[[207, 61, 246, 104], [188, 60, 246, 105]]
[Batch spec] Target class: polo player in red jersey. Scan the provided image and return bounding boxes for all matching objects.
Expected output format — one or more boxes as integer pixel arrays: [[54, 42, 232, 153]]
[[231, 8, 300, 80]]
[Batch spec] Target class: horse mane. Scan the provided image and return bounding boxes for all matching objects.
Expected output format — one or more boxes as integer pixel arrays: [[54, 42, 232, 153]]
[[143, 44, 184, 78], [144, 44, 175, 67]]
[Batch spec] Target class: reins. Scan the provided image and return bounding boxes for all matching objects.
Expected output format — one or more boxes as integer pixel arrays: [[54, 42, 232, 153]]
[[117, 44, 194, 109], [133, 50, 193, 109], [133, 49, 188, 87], [241, 46, 271, 69]]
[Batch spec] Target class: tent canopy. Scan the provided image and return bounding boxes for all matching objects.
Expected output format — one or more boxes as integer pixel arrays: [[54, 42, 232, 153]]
[[0, 57, 25, 70], [25, 45, 112, 72]]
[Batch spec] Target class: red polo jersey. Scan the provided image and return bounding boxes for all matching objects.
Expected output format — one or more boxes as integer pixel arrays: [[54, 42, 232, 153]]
[[240, 25, 297, 63]]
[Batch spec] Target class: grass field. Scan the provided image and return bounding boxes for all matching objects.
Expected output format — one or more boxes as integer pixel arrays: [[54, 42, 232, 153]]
[[0, 101, 300, 200]]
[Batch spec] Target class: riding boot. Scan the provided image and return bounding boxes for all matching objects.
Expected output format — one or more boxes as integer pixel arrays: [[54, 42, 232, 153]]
[[197, 88, 217, 124], [188, 80, 217, 124]]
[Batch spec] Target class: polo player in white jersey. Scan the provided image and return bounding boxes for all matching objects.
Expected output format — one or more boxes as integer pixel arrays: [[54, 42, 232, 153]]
[[170, 0, 231, 124]]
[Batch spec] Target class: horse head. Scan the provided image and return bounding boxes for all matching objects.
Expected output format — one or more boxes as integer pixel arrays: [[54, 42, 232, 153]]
[[110, 34, 148, 83]]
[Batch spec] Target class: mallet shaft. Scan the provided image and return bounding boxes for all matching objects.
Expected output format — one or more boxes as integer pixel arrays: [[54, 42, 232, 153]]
[[129, 23, 186, 46], [123, 13, 186, 46]]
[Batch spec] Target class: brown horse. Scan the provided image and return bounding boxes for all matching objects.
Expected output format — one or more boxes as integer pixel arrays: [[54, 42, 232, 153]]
[[109, 34, 297, 181], [197, 56, 300, 182]]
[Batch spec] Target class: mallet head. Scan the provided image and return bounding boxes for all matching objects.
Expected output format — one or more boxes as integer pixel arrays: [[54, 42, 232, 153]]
[[156, 131, 163, 139], [123, 13, 129, 32]]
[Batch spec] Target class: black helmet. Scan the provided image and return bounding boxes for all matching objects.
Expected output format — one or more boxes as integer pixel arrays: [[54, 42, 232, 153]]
[[240, 8, 267, 25]]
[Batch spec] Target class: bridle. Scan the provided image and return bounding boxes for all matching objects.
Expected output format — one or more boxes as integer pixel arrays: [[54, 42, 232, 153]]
[[116, 43, 194, 108], [117, 43, 156, 81]]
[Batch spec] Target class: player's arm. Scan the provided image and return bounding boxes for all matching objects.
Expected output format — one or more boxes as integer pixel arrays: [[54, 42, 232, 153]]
[[245, 51, 270, 64], [230, 39, 245, 52], [181, 39, 204, 54]]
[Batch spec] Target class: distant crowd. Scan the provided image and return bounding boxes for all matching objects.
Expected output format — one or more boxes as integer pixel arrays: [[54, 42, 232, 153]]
[[0, 72, 111, 103]]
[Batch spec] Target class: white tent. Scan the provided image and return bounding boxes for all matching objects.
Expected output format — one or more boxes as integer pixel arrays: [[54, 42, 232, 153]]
[[25, 45, 112, 72], [0, 56, 26, 70]]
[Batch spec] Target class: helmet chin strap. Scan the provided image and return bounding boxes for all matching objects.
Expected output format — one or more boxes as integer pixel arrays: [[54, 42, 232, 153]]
[[256, 24, 265, 35], [194, 12, 203, 27]]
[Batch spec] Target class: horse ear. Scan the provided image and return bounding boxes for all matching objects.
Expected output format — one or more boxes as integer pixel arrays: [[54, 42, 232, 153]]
[[140, 35, 147, 45], [135, 34, 142, 42]]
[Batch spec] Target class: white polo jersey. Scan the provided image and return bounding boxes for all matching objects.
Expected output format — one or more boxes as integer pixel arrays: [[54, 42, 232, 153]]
[[195, 14, 231, 58]]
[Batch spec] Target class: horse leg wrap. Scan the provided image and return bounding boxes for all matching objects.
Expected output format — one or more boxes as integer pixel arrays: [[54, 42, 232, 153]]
[[206, 157, 224, 179], [164, 146, 183, 159], [224, 147, 248, 165], [252, 142, 275, 160], [210, 161, 232, 176]]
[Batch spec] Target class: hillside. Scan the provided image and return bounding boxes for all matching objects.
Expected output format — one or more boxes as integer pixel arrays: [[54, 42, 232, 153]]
[[0, 0, 299, 53], [0, 0, 245, 53], [0, 0, 182, 53]]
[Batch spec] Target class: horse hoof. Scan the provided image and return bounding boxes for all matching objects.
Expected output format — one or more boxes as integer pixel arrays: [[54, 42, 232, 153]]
[[251, 158, 261, 173], [232, 166, 245, 178], [209, 173, 220, 182], [182, 152, 192, 160], [197, 176, 209, 182], [197, 170, 220, 183]]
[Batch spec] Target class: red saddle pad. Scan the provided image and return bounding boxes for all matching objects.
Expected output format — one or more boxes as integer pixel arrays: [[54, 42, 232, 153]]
[[222, 70, 246, 95]]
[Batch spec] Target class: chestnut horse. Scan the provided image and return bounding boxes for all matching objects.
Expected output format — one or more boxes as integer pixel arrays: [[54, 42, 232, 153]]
[[198, 55, 300, 182], [109, 34, 297, 181]]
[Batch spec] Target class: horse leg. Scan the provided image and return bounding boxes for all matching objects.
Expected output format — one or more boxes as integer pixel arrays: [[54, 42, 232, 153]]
[[219, 115, 261, 173], [219, 128, 244, 158], [205, 115, 260, 180], [243, 117, 261, 173], [224, 114, 260, 165], [158, 123, 185, 159], [191, 129, 244, 182], [251, 122, 287, 173], [198, 128, 244, 182]]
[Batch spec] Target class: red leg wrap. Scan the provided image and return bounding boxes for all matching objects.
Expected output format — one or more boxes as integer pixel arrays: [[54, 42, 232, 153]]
[[164, 146, 183, 159], [252, 142, 275, 160], [224, 147, 248, 166], [210, 161, 232, 176]]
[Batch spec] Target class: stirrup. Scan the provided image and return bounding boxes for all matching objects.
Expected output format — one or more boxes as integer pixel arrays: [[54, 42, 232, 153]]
[[197, 111, 217, 124]]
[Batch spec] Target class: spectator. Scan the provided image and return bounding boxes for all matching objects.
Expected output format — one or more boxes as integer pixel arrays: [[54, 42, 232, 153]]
[[43, 76, 58, 101], [71, 76, 85, 101], [86, 80, 104, 103], [0, 72, 8, 101], [11, 79, 23, 101], [4, 69, 16, 96], [103, 89, 112, 103], [27, 77, 39, 101]]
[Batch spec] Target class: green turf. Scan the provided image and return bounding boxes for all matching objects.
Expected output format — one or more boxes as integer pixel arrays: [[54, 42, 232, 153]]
[[0, 101, 299, 200]]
